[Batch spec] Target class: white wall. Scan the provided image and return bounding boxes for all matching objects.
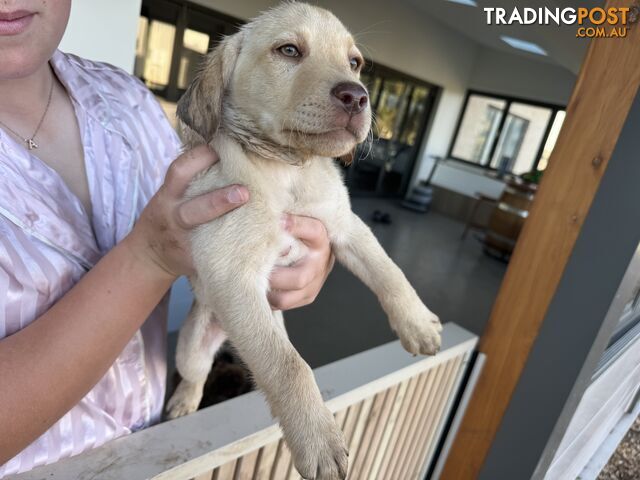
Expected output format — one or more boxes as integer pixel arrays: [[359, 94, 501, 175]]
[[410, 89, 466, 187], [59, 0, 142, 73], [469, 47, 577, 106], [431, 161, 505, 199], [192, 0, 477, 89]]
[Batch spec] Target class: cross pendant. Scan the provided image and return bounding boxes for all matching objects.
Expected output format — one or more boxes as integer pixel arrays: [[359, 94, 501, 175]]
[[25, 138, 38, 150]]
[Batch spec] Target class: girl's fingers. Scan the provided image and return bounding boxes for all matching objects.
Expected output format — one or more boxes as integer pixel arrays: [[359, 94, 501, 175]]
[[269, 258, 318, 291], [163, 145, 219, 198], [283, 214, 328, 250], [177, 185, 249, 228], [267, 287, 315, 311]]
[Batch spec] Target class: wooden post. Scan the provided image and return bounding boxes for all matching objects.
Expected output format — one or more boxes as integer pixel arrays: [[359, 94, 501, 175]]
[[440, 2, 640, 478]]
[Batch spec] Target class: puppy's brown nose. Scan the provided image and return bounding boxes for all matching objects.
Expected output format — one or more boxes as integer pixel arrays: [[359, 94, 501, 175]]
[[331, 82, 368, 114]]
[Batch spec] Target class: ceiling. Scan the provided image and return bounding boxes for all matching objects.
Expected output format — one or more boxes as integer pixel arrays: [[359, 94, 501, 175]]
[[405, 0, 603, 74]]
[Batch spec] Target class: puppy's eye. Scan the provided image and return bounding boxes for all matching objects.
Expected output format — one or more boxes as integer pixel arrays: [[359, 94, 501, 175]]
[[350, 57, 361, 71], [278, 44, 301, 57]]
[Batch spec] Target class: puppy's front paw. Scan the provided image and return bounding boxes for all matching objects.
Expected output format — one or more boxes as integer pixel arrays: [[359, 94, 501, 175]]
[[165, 380, 203, 419], [284, 406, 348, 480], [392, 302, 442, 356]]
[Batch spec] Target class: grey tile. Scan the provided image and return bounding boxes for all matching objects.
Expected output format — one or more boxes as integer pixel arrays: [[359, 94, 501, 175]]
[[285, 197, 506, 368]]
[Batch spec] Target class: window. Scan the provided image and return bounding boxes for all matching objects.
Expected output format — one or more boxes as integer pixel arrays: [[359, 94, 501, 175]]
[[401, 86, 434, 147], [537, 111, 566, 170], [491, 103, 553, 175], [451, 94, 507, 164], [134, 0, 240, 103], [596, 262, 640, 379], [177, 28, 211, 90], [135, 18, 176, 90], [374, 80, 410, 141], [134, 0, 241, 127], [449, 91, 565, 175], [609, 279, 640, 347]]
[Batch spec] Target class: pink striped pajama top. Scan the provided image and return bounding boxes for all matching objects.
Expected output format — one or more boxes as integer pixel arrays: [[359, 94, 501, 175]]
[[0, 50, 181, 477]]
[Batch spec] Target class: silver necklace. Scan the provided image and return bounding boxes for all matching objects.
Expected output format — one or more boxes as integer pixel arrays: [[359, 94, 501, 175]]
[[0, 75, 55, 150]]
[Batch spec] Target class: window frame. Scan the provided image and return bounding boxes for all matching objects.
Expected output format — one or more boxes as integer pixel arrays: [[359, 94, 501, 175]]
[[447, 89, 566, 175], [138, 0, 242, 102]]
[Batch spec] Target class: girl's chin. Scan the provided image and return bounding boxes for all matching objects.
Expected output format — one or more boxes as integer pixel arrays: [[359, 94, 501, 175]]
[[0, 44, 56, 81]]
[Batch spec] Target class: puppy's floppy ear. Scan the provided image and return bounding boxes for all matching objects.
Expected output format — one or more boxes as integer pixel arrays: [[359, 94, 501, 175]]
[[177, 32, 244, 144]]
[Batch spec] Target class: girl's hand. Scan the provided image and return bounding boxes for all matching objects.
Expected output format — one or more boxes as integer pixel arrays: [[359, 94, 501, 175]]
[[125, 145, 249, 279], [268, 215, 334, 310]]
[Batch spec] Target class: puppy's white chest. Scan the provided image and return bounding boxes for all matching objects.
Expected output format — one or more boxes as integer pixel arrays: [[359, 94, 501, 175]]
[[268, 164, 341, 267], [262, 162, 335, 216]]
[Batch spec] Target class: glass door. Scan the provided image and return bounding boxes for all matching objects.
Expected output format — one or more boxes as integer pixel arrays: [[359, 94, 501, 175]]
[[348, 79, 411, 194], [134, 0, 180, 97], [135, 0, 239, 126], [346, 68, 437, 198], [173, 9, 230, 100]]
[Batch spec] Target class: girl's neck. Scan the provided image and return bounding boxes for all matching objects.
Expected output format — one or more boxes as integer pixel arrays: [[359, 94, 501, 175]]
[[0, 62, 54, 117]]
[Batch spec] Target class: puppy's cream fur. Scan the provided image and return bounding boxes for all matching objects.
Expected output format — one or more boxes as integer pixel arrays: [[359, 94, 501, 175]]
[[166, 4, 442, 479]]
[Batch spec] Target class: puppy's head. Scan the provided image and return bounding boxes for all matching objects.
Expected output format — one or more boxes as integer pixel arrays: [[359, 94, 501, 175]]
[[177, 2, 371, 160]]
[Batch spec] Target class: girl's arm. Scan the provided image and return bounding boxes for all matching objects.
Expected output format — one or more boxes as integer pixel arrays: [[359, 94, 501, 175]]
[[0, 146, 248, 463], [0, 145, 334, 464]]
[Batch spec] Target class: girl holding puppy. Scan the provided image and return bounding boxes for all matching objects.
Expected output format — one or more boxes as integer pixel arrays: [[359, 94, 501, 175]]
[[0, 1, 333, 475]]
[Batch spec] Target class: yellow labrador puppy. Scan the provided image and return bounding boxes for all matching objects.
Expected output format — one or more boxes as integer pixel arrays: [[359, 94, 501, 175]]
[[167, 3, 442, 479]]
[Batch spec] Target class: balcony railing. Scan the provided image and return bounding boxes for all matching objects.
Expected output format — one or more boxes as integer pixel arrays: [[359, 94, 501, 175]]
[[11, 323, 477, 480]]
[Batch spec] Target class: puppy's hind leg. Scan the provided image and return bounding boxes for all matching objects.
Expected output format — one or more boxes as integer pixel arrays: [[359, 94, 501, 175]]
[[166, 300, 227, 419]]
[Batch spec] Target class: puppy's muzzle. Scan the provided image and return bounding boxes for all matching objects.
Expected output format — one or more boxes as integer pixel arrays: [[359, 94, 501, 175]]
[[331, 82, 368, 115]]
